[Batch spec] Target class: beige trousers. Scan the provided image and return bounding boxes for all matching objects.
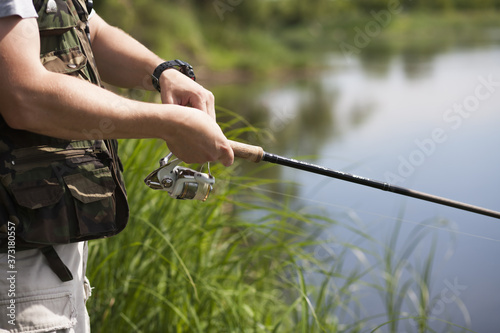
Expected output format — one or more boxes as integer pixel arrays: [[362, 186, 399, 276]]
[[0, 242, 91, 333]]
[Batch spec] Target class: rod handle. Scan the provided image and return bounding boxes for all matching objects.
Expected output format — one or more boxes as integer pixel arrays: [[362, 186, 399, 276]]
[[229, 140, 264, 163]]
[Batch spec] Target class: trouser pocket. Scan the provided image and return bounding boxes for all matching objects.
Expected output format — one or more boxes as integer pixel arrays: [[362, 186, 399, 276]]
[[0, 291, 76, 332]]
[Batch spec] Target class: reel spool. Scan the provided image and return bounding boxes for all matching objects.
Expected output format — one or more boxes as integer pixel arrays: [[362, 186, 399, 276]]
[[144, 153, 215, 201]]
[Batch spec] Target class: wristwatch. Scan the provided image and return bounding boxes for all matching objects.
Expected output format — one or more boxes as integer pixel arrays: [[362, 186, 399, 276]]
[[151, 59, 196, 92]]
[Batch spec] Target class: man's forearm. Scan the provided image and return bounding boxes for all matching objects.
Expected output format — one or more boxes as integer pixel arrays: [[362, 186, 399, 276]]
[[5, 70, 232, 164], [9, 70, 171, 141], [88, 14, 217, 118], [90, 14, 162, 90]]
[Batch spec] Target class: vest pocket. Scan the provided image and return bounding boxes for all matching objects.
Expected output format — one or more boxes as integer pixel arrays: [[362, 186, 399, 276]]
[[40, 46, 88, 75], [10, 178, 72, 244], [63, 167, 117, 236], [9, 165, 118, 245], [11, 178, 64, 210]]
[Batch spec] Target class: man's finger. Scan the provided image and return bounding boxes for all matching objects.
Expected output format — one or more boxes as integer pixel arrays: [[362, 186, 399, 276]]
[[218, 143, 234, 167], [207, 96, 216, 120]]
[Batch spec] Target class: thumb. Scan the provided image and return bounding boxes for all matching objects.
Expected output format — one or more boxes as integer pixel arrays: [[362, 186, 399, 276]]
[[218, 142, 234, 167]]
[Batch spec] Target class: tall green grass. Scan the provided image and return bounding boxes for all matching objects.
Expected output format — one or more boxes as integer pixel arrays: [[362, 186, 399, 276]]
[[86, 111, 470, 332]]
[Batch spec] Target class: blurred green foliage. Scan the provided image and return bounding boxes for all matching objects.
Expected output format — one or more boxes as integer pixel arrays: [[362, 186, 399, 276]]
[[94, 0, 500, 73], [95, 0, 500, 29]]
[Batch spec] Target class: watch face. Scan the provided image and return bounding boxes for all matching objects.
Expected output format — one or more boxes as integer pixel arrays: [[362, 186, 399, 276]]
[[181, 67, 196, 81]]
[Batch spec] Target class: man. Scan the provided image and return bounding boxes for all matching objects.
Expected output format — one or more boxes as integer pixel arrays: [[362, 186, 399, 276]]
[[0, 0, 233, 332]]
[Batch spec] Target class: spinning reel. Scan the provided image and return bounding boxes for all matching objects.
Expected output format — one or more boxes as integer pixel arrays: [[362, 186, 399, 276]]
[[144, 153, 215, 201]]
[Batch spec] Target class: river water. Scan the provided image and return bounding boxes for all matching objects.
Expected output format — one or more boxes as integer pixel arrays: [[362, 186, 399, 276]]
[[214, 44, 500, 331]]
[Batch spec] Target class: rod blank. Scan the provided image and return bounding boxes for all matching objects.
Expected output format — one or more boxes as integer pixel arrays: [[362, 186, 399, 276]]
[[229, 140, 500, 220]]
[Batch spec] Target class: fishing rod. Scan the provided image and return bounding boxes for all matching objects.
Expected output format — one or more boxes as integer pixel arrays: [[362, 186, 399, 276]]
[[229, 140, 500, 220]]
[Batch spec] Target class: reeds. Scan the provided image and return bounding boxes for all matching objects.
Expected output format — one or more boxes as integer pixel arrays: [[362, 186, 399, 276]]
[[86, 113, 471, 332]]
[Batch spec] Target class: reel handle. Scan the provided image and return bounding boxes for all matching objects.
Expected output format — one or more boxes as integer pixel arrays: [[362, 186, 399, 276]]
[[229, 140, 264, 163]]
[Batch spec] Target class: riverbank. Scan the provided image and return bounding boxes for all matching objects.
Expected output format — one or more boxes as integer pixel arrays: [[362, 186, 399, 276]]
[[189, 10, 500, 81]]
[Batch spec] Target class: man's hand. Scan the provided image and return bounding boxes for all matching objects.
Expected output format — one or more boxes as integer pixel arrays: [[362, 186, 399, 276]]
[[159, 68, 216, 119], [90, 14, 217, 120], [89, 14, 227, 161], [163, 106, 234, 166]]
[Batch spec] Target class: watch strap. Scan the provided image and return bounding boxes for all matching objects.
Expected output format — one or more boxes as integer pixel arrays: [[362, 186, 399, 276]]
[[151, 59, 196, 92]]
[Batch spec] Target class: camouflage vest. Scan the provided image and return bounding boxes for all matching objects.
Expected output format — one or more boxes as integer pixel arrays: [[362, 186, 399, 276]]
[[0, 0, 129, 271]]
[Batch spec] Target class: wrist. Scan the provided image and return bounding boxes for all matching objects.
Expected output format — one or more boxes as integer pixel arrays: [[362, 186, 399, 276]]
[[151, 59, 196, 92]]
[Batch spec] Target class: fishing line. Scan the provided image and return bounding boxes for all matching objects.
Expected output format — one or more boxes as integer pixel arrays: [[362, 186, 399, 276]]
[[220, 178, 500, 243]]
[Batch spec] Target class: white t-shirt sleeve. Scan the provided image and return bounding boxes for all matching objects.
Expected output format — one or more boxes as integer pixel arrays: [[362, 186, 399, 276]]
[[0, 0, 38, 18]]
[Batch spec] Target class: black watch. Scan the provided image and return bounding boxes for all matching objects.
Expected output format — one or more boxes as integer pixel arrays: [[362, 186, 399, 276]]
[[151, 59, 196, 92]]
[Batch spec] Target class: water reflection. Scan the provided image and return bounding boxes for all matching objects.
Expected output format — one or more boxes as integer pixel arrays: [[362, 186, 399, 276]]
[[264, 80, 338, 156]]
